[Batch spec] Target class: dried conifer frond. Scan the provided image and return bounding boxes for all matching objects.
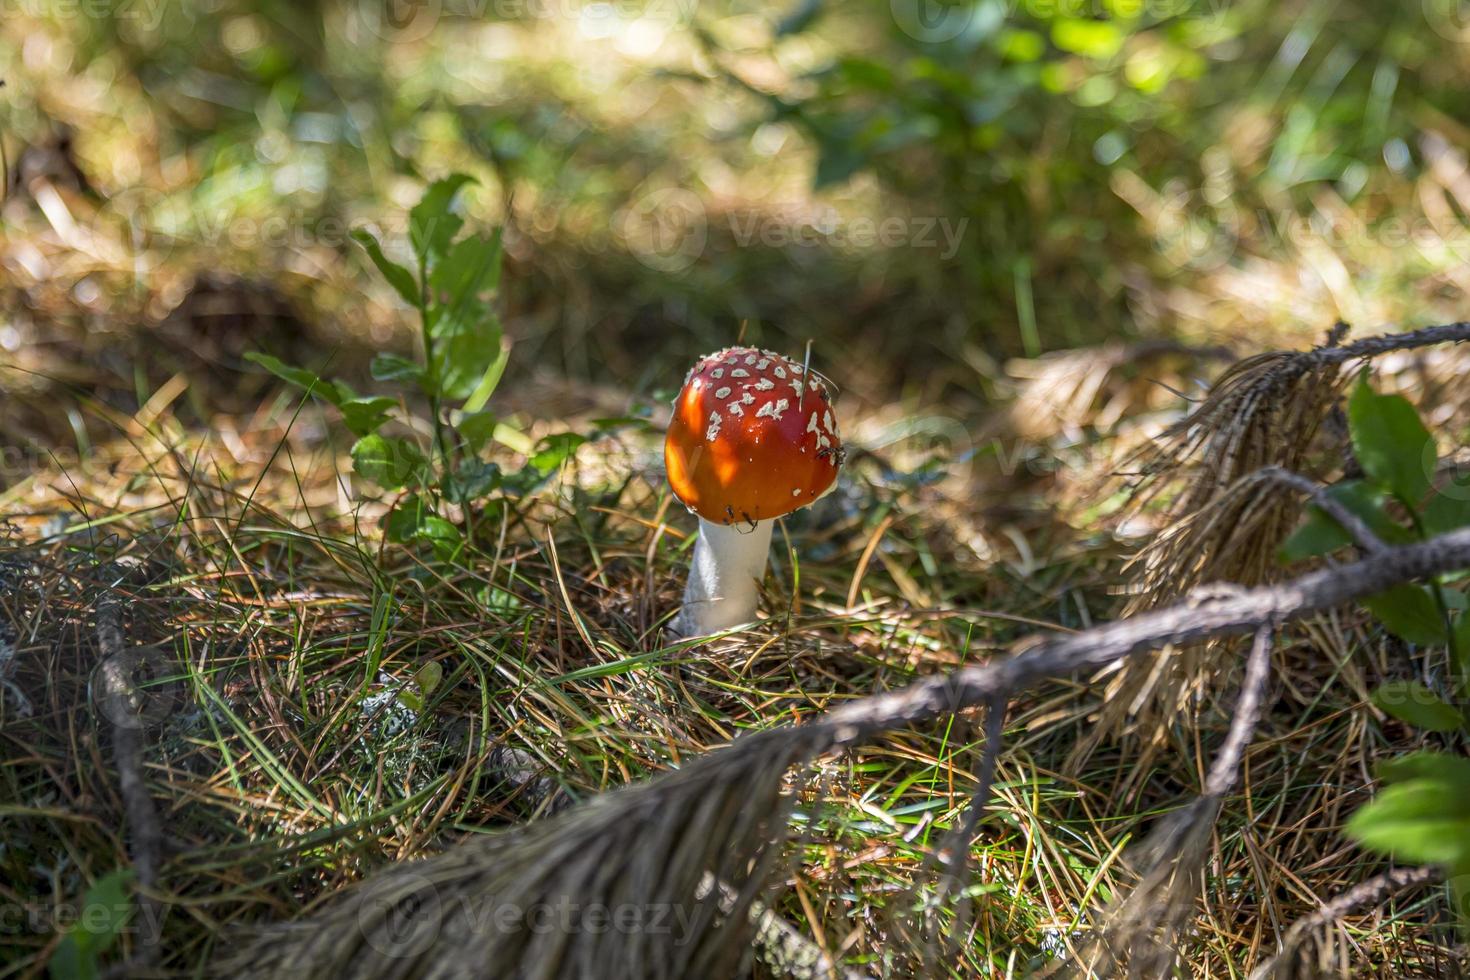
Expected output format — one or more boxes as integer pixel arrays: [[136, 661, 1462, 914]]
[[1089, 324, 1470, 751], [1082, 469, 1305, 748], [1123, 344, 1347, 522], [224, 729, 821, 980], [1079, 347, 1344, 747]]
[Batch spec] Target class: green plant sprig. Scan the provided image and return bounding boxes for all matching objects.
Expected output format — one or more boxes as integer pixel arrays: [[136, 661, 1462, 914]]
[[246, 175, 587, 561], [1280, 371, 1470, 931]]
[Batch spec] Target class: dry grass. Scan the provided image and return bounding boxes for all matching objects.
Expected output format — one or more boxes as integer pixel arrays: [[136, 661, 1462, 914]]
[[2, 323, 1467, 976]]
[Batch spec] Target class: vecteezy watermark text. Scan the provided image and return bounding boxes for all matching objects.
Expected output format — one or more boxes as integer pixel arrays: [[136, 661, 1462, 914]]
[[726, 210, 968, 259]]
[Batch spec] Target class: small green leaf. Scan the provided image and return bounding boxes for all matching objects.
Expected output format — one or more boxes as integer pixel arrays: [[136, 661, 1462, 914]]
[[447, 459, 501, 503], [530, 433, 588, 474], [429, 231, 502, 309], [1279, 480, 1411, 562], [371, 353, 424, 386], [50, 870, 134, 980], [414, 661, 444, 698], [383, 496, 461, 558], [244, 352, 346, 406], [417, 515, 463, 560], [425, 232, 505, 401], [1280, 508, 1353, 562], [437, 327, 502, 402], [338, 396, 397, 437], [1348, 752, 1470, 866], [384, 495, 431, 542], [410, 174, 476, 266], [351, 434, 426, 490], [351, 228, 419, 307], [1378, 751, 1470, 785], [397, 660, 444, 712], [1348, 373, 1434, 504], [1365, 584, 1449, 647], [455, 411, 499, 454], [1371, 680, 1466, 733], [1424, 483, 1470, 537]]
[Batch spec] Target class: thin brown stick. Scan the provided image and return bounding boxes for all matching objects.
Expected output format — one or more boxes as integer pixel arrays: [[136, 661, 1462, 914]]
[[1251, 467, 1387, 555], [95, 577, 165, 968], [810, 526, 1470, 753], [1246, 865, 1445, 980], [1204, 624, 1275, 797], [1305, 321, 1470, 365]]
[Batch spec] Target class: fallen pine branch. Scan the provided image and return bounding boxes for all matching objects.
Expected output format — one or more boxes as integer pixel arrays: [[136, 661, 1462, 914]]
[[226, 526, 1470, 979]]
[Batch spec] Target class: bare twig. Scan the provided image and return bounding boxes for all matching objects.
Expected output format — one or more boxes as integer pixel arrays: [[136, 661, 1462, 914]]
[[1059, 626, 1277, 977], [1247, 865, 1445, 980], [95, 576, 165, 968], [1305, 322, 1470, 365], [931, 693, 1007, 966], [816, 527, 1470, 752], [1251, 466, 1387, 555], [1205, 623, 1275, 797]]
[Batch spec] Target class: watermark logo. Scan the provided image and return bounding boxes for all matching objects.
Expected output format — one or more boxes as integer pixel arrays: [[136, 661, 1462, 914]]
[[890, 0, 973, 43], [726, 209, 968, 259], [353, 0, 443, 43], [1424, 0, 1470, 41], [1151, 185, 1239, 273], [619, 188, 707, 272], [358, 873, 445, 959], [93, 645, 180, 730]]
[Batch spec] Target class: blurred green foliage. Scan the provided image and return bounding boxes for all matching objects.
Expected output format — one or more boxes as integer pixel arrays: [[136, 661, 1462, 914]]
[[5, 0, 1468, 370]]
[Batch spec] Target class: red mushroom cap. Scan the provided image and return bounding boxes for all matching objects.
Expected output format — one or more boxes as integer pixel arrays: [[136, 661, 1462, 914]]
[[665, 346, 843, 525]]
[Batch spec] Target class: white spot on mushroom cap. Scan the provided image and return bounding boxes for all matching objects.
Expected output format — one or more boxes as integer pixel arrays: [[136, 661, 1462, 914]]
[[757, 358, 770, 370], [741, 392, 755, 405], [791, 488, 801, 497], [755, 398, 790, 421], [806, 412, 819, 434], [706, 410, 722, 442], [730, 368, 750, 378], [823, 410, 834, 432], [774, 366, 786, 379], [728, 401, 744, 416], [715, 386, 731, 399], [754, 377, 774, 391], [744, 354, 756, 365], [711, 368, 723, 379]]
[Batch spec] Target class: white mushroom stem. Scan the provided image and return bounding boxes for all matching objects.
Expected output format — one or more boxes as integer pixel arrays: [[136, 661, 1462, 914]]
[[671, 517, 775, 637]]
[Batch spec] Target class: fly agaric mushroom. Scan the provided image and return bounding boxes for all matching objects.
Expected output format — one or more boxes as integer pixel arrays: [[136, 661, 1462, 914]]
[[665, 346, 844, 637]]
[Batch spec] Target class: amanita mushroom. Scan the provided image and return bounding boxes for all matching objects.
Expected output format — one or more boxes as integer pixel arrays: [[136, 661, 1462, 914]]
[[664, 346, 844, 637]]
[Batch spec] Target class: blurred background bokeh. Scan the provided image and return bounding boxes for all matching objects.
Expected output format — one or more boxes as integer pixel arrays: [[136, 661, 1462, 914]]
[[6, 0, 1470, 435]]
